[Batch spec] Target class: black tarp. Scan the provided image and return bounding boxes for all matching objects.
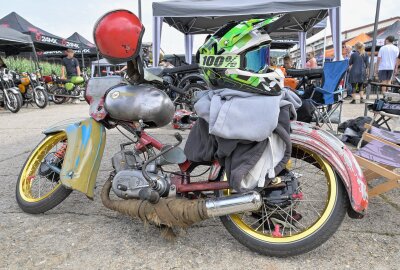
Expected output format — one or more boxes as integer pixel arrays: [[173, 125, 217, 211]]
[[0, 12, 79, 51], [0, 26, 34, 56]]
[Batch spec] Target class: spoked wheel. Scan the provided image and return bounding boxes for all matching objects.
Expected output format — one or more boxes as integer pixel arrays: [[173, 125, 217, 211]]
[[16, 132, 72, 214], [52, 88, 67, 104], [220, 144, 348, 257], [178, 82, 207, 111], [5, 90, 22, 113], [34, 88, 48, 108]]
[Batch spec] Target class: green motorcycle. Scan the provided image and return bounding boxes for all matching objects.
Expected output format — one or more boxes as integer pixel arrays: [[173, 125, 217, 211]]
[[48, 73, 87, 104]]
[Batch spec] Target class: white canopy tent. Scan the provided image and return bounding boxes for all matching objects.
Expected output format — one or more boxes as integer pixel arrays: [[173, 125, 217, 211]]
[[152, 0, 342, 67]]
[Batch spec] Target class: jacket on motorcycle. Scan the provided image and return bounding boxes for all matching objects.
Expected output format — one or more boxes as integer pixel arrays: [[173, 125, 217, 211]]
[[194, 88, 301, 142]]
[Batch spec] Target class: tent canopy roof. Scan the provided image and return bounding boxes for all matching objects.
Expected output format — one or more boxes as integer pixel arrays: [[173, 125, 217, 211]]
[[153, 0, 340, 17], [0, 26, 34, 55], [67, 32, 95, 49], [0, 12, 78, 51], [376, 20, 400, 40], [153, 0, 339, 38], [0, 25, 32, 45]]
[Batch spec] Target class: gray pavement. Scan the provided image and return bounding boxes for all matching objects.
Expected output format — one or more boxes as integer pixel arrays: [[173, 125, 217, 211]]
[[0, 102, 399, 270]]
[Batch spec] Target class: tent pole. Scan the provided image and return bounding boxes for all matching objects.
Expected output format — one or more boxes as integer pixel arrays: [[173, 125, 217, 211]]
[[365, 0, 381, 114], [298, 32, 307, 68], [138, 0, 142, 21], [97, 50, 101, 77], [152, 17, 163, 67], [322, 26, 327, 66], [81, 50, 85, 69], [31, 45, 40, 70]]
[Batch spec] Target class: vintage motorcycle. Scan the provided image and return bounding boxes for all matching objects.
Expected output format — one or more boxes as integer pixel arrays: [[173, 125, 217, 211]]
[[146, 64, 207, 110], [0, 68, 23, 113], [16, 73, 368, 256], [15, 70, 48, 108], [46, 70, 88, 104]]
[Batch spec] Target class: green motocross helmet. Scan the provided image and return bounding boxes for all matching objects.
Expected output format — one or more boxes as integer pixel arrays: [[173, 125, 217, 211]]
[[198, 17, 284, 95]]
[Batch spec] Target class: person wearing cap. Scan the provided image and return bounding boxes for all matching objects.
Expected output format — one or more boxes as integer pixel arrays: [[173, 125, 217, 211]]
[[61, 49, 81, 80], [61, 49, 81, 103]]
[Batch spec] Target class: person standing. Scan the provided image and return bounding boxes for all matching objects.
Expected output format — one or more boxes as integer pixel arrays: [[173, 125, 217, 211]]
[[305, 51, 318, 69], [343, 45, 353, 99], [61, 49, 81, 104], [376, 36, 399, 93], [349, 42, 369, 104], [61, 49, 81, 79]]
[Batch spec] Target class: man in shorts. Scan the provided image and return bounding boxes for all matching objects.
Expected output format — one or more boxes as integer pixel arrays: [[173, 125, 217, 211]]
[[376, 36, 399, 93]]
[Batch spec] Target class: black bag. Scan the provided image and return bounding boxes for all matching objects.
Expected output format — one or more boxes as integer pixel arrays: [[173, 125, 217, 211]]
[[296, 99, 315, 123], [371, 99, 400, 115], [382, 103, 400, 115]]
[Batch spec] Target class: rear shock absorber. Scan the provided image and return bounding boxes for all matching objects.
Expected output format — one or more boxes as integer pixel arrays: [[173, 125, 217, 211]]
[[54, 142, 68, 159]]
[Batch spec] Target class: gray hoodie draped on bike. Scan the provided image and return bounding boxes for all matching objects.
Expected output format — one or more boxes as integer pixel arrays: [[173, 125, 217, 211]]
[[184, 88, 301, 192]]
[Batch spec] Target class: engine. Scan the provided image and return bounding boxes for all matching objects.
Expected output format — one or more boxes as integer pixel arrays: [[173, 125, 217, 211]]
[[111, 149, 170, 200]]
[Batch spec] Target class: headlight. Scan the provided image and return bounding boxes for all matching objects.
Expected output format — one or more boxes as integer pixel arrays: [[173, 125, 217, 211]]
[[15, 74, 20, 80], [8, 74, 13, 80], [2, 74, 8, 81], [31, 74, 37, 80]]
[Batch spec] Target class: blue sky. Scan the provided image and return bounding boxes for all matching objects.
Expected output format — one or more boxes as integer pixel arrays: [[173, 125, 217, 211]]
[[0, 0, 398, 53]]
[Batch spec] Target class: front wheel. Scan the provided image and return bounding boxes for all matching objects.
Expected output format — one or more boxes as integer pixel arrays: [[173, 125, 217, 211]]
[[16, 132, 72, 214], [34, 88, 48, 108], [5, 90, 22, 113], [220, 144, 348, 257]]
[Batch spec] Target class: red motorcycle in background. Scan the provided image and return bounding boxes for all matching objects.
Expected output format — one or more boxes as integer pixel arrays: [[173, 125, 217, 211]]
[[15, 10, 368, 257]]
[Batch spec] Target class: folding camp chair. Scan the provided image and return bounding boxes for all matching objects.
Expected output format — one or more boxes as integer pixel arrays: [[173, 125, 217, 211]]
[[354, 124, 400, 197], [308, 60, 349, 132]]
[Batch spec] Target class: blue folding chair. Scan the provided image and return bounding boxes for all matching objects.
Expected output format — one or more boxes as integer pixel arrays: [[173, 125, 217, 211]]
[[308, 59, 349, 132]]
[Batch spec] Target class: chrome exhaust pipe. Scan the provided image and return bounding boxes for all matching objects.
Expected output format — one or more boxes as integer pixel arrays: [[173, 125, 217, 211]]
[[205, 191, 262, 218]]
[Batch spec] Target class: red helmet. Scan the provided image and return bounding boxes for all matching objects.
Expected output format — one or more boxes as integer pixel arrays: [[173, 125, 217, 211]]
[[93, 10, 144, 64]]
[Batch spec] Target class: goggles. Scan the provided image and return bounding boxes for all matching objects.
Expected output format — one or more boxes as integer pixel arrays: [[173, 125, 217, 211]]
[[199, 45, 270, 73]]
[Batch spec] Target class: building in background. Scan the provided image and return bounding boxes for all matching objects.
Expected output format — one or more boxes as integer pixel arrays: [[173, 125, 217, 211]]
[[289, 16, 400, 66]]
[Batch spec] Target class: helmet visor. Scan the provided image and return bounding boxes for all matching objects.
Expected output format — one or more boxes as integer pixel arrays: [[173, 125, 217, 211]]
[[244, 45, 270, 73]]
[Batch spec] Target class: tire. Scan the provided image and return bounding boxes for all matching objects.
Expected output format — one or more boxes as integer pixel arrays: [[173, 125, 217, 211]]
[[5, 90, 22, 113], [16, 132, 72, 214], [181, 82, 208, 110], [34, 88, 48, 108], [220, 144, 348, 257], [52, 88, 67, 104]]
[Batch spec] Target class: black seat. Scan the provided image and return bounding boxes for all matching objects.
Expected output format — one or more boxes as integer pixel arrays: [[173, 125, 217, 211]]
[[286, 68, 323, 78], [145, 67, 165, 77], [160, 64, 200, 76]]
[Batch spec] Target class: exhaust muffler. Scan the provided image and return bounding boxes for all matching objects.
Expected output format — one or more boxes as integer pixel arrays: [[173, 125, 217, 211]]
[[205, 191, 262, 217], [101, 178, 262, 238]]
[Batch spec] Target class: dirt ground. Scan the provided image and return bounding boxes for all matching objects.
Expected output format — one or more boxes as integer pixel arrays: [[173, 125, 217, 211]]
[[0, 101, 399, 270]]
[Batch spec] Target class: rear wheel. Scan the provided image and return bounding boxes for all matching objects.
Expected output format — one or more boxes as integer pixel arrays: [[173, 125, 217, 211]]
[[16, 132, 72, 214], [220, 144, 348, 257], [52, 88, 67, 104]]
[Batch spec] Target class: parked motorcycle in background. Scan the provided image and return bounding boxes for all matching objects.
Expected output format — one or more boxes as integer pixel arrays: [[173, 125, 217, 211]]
[[15, 70, 48, 108], [146, 64, 208, 110], [46, 69, 88, 104], [0, 68, 23, 113]]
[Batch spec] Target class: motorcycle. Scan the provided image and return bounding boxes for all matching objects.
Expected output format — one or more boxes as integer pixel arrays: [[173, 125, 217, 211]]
[[0, 68, 23, 113], [16, 75, 368, 257], [46, 70, 89, 104], [146, 64, 207, 110], [16, 70, 48, 109]]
